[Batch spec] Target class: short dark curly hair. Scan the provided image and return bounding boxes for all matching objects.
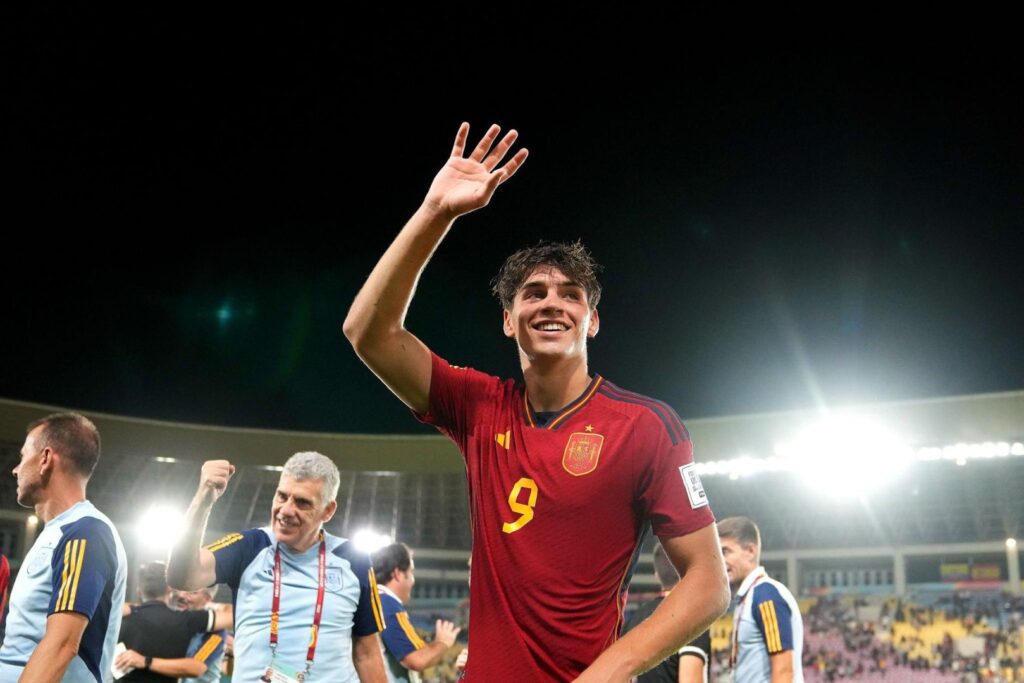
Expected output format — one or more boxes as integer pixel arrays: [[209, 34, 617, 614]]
[[490, 240, 603, 311]]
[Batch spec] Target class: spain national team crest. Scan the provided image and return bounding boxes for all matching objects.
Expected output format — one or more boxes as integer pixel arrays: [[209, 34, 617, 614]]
[[562, 431, 604, 476]]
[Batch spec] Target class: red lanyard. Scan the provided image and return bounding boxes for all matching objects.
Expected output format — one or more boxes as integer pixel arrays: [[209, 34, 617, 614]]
[[270, 532, 327, 673], [731, 569, 766, 668]]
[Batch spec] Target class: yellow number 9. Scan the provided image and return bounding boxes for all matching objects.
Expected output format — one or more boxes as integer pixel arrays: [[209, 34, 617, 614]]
[[502, 477, 538, 534]]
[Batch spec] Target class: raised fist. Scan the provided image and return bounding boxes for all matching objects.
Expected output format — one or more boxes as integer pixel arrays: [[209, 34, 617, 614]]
[[198, 459, 235, 503]]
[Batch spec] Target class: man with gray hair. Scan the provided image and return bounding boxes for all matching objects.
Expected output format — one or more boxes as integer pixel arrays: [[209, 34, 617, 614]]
[[168, 453, 387, 682]]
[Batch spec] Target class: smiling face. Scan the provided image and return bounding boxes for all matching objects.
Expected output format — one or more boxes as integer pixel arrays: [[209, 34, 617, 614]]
[[270, 474, 338, 552], [720, 535, 759, 590], [502, 266, 599, 365]]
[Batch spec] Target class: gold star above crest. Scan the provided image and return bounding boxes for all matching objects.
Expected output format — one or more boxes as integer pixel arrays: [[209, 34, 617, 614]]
[[585, 424, 594, 432]]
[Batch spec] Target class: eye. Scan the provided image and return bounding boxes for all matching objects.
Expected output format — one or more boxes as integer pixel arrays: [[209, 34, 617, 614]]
[[276, 491, 287, 502]]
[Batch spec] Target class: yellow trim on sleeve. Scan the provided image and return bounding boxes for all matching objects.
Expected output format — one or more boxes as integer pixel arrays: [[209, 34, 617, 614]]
[[396, 611, 427, 650], [193, 634, 223, 662], [204, 533, 244, 553], [759, 600, 782, 652], [56, 540, 73, 611], [67, 539, 87, 611], [368, 570, 385, 631]]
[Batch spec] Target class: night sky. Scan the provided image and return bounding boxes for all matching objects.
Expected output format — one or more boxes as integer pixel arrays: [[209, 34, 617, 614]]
[[3, 17, 1021, 434]]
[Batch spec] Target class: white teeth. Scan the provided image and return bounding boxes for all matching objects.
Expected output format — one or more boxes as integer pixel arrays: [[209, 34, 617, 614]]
[[539, 323, 566, 331]]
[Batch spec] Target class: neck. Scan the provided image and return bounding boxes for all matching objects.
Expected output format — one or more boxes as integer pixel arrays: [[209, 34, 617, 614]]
[[521, 355, 592, 412], [284, 529, 323, 554], [383, 582, 406, 602], [36, 483, 86, 523]]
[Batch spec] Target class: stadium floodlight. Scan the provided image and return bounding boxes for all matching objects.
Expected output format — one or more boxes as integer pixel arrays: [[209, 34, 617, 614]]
[[1007, 538, 1018, 549], [352, 529, 392, 554], [778, 415, 914, 499], [137, 505, 186, 551]]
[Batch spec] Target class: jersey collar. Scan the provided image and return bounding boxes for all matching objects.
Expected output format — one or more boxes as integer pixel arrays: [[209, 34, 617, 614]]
[[377, 584, 403, 605], [522, 374, 604, 430], [735, 566, 767, 600]]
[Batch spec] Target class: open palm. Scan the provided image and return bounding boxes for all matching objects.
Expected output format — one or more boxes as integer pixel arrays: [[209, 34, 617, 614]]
[[425, 122, 529, 217]]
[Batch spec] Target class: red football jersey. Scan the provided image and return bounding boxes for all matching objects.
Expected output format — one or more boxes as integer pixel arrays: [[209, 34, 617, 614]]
[[418, 353, 715, 682]]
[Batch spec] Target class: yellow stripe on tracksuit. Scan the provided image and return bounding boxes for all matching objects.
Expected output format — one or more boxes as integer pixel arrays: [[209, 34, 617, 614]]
[[193, 634, 223, 662], [759, 600, 782, 652], [56, 539, 87, 612], [397, 612, 426, 650], [204, 533, 244, 553], [368, 570, 385, 631]]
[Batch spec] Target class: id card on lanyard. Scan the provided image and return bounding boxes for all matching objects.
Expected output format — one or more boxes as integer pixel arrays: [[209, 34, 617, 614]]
[[265, 532, 326, 682]]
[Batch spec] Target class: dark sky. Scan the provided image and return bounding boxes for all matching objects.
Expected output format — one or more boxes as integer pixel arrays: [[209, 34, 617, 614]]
[[2, 16, 1021, 434]]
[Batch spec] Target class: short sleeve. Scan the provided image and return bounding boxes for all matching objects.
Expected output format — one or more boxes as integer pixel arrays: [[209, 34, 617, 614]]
[[206, 528, 271, 589], [680, 628, 711, 664], [48, 517, 116, 619], [751, 584, 795, 653], [414, 352, 502, 449], [380, 597, 425, 662], [189, 630, 227, 665], [634, 408, 715, 537], [182, 607, 215, 634], [334, 542, 385, 637]]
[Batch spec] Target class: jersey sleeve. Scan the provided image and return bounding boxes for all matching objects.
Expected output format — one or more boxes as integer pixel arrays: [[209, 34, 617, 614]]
[[750, 584, 795, 653], [380, 596, 426, 663], [634, 408, 715, 537], [48, 517, 116, 619], [334, 542, 385, 637], [680, 628, 711, 665], [189, 630, 227, 665], [206, 528, 271, 590], [182, 607, 216, 634], [414, 352, 502, 451]]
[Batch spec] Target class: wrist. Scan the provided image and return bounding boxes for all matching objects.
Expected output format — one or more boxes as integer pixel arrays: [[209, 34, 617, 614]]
[[419, 199, 459, 224], [144, 656, 153, 670]]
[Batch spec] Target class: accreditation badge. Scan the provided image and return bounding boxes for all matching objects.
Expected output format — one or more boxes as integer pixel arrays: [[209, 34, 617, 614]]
[[262, 660, 305, 683]]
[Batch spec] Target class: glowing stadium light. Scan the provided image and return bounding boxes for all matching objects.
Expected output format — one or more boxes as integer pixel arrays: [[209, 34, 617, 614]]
[[154, 456, 178, 463], [137, 505, 186, 551], [1006, 538, 1017, 549], [777, 415, 914, 498], [27, 514, 39, 527], [352, 529, 392, 554]]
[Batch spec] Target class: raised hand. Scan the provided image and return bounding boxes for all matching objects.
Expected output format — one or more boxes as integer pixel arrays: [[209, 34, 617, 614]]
[[434, 619, 462, 648], [424, 122, 528, 218], [198, 459, 235, 504]]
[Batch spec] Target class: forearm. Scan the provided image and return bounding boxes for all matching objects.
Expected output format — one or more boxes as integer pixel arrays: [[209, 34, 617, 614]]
[[402, 641, 452, 672], [343, 202, 455, 348], [149, 657, 206, 677], [167, 488, 215, 589], [576, 564, 729, 682]]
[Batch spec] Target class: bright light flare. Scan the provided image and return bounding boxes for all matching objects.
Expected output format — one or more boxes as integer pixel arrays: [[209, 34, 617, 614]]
[[352, 529, 392, 554], [137, 505, 185, 551], [778, 416, 914, 498]]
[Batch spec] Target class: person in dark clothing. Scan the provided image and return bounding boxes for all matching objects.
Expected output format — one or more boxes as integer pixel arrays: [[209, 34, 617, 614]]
[[114, 561, 230, 682], [624, 543, 712, 683]]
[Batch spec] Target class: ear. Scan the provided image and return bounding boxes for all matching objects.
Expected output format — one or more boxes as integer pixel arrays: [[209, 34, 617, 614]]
[[587, 308, 600, 338], [321, 499, 338, 524], [503, 308, 515, 338], [39, 448, 57, 476]]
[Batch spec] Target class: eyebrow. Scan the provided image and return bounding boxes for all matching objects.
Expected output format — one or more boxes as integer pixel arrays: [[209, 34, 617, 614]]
[[520, 279, 583, 291]]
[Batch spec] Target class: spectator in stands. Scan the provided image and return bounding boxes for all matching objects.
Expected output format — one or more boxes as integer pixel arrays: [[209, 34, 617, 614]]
[[372, 543, 461, 682], [623, 543, 711, 682], [173, 586, 230, 683], [719, 516, 804, 683], [168, 453, 388, 682], [115, 561, 230, 682], [0, 412, 127, 683]]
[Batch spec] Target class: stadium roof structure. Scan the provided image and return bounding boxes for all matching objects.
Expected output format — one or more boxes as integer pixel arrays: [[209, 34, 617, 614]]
[[1, 391, 1022, 552]]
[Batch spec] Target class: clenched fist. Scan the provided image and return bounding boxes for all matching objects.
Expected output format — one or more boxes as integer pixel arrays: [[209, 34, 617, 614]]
[[198, 459, 235, 503]]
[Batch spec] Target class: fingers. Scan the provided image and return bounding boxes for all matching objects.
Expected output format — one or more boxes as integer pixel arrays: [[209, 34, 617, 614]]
[[468, 124, 502, 163], [200, 459, 235, 495], [482, 129, 519, 171], [495, 148, 529, 186], [450, 122, 470, 158]]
